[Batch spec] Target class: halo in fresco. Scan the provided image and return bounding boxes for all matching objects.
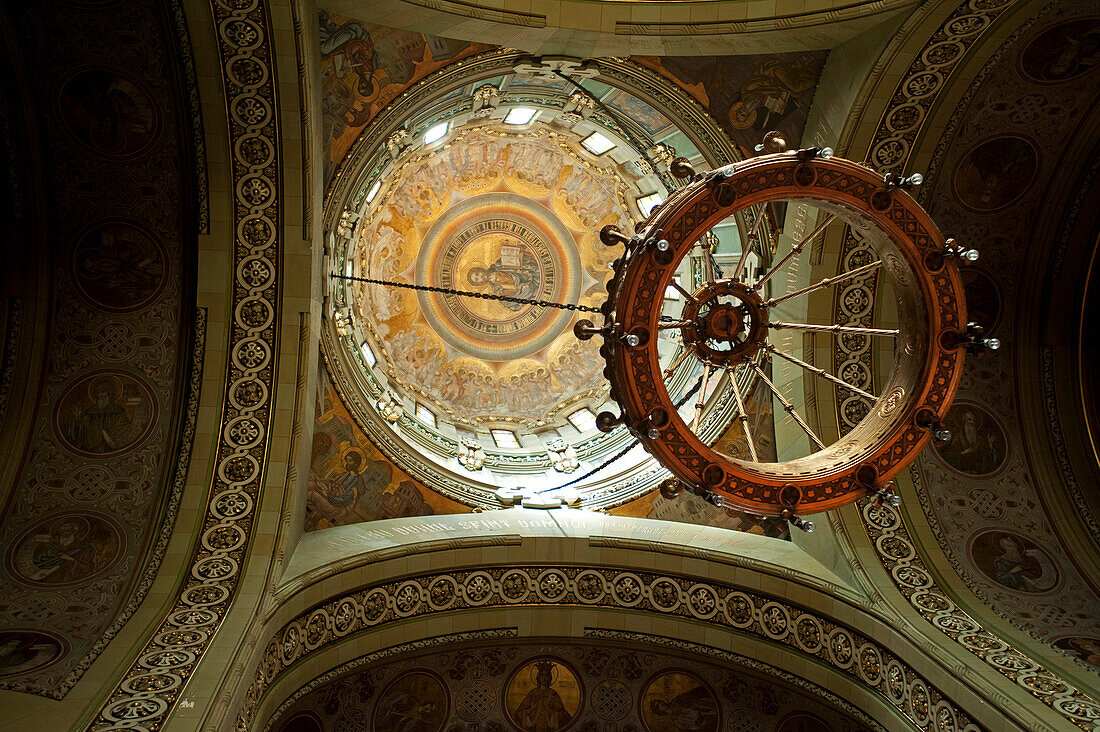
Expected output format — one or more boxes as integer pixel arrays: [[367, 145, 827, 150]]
[[416, 192, 581, 361], [6, 511, 124, 587], [53, 370, 158, 457]]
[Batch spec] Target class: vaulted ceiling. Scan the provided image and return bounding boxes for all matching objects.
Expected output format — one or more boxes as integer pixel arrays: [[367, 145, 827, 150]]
[[0, 0, 1097, 730]]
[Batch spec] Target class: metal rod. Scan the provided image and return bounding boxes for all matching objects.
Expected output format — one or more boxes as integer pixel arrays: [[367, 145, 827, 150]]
[[729, 373, 759, 461], [659, 320, 693, 330], [768, 321, 898, 337], [733, 206, 767, 281], [766, 260, 882, 307], [751, 214, 835, 292], [662, 348, 693, 380], [670, 279, 697, 302], [765, 345, 876, 400], [692, 363, 713, 431], [748, 362, 826, 450]]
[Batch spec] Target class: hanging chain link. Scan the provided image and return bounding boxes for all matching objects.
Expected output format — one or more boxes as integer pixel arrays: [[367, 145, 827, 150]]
[[333, 273, 604, 314]]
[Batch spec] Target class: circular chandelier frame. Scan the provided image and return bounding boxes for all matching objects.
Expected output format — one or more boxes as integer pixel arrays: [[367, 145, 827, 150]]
[[596, 153, 968, 516]]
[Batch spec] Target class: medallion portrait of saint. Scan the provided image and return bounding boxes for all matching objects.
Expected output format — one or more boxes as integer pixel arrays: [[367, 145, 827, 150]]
[[466, 238, 542, 311], [1019, 18, 1100, 82], [55, 372, 155, 457], [640, 670, 720, 732], [372, 670, 448, 732], [932, 403, 1008, 476], [951, 136, 1039, 213], [8, 513, 123, 587], [505, 658, 582, 731], [1054, 636, 1100, 669], [969, 530, 1060, 594], [57, 68, 160, 158], [72, 221, 168, 312], [0, 631, 65, 678]]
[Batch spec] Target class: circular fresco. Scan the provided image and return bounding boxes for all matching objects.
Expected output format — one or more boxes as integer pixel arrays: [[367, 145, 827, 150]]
[[951, 135, 1039, 213], [71, 220, 169, 312], [930, 401, 1009, 476], [0, 629, 67, 678], [504, 657, 583, 731], [53, 370, 158, 457], [639, 670, 720, 732], [416, 192, 582, 362], [1019, 18, 1100, 83], [968, 529, 1061, 594], [5, 511, 124, 587], [1053, 636, 1100, 669], [57, 68, 162, 159], [372, 670, 449, 731]]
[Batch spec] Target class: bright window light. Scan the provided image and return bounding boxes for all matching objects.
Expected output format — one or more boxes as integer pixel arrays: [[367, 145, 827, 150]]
[[415, 402, 437, 428], [360, 341, 376, 367], [567, 408, 597, 433], [637, 192, 663, 217], [491, 429, 520, 448], [365, 179, 382, 204], [664, 276, 682, 301], [424, 122, 449, 145], [581, 132, 615, 155], [345, 260, 353, 277], [504, 107, 537, 125]]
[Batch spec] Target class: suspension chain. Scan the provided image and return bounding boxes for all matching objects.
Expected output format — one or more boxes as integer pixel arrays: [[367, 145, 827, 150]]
[[334, 273, 604, 314]]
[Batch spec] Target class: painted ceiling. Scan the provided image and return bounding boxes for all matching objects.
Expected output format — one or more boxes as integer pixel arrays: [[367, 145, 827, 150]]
[[351, 124, 626, 425]]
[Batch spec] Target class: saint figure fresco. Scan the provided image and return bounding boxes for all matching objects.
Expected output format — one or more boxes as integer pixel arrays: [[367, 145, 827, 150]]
[[505, 659, 582, 731], [466, 240, 542, 311], [970, 530, 1060, 594]]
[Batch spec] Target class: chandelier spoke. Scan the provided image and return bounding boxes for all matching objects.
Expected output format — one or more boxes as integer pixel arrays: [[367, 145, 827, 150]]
[[765, 345, 876, 400], [766, 259, 882, 308], [748, 362, 826, 450], [750, 214, 835, 292], [728, 372, 759, 462], [768, 321, 898, 338], [733, 205, 767, 281], [662, 348, 693, 380], [691, 363, 713, 431]]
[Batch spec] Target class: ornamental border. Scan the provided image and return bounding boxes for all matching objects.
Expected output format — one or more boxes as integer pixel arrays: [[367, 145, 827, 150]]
[[235, 564, 980, 731], [87, 0, 282, 728]]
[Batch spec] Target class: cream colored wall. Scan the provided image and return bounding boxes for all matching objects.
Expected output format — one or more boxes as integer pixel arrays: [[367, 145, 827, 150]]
[[324, 0, 918, 56]]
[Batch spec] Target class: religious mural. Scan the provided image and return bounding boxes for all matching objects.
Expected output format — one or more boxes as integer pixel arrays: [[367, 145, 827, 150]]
[[631, 52, 828, 152], [374, 671, 449, 731], [0, 0, 195, 698], [270, 641, 876, 731], [319, 11, 492, 180], [307, 359, 468, 531], [913, 2, 1100, 662], [504, 658, 582, 731], [640, 670, 720, 732], [354, 126, 623, 425], [930, 402, 1008, 477]]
